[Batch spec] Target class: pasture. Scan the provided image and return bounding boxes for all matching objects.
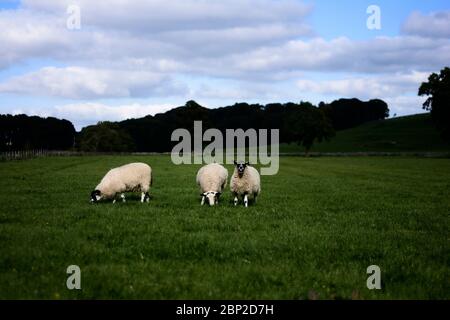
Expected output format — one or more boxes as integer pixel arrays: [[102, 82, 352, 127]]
[[281, 113, 450, 153], [0, 155, 449, 299]]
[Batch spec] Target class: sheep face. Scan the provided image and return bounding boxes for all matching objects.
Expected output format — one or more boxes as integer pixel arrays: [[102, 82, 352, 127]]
[[234, 160, 250, 178], [202, 191, 221, 206], [90, 190, 102, 202]]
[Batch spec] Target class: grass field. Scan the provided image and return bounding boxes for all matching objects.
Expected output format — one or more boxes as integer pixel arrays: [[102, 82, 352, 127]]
[[281, 113, 450, 153], [0, 155, 449, 299]]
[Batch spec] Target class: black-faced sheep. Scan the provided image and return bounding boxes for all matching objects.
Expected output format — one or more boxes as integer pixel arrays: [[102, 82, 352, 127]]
[[230, 160, 260, 207]]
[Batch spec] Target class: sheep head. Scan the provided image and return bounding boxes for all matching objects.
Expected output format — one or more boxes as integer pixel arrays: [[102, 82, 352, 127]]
[[90, 189, 102, 202], [201, 191, 221, 206], [233, 160, 250, 178]]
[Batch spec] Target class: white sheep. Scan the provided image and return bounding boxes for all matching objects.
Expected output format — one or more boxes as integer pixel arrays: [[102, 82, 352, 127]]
[[91, 162, 152, 203], [196, 163, 228, 206], [230, 160, 261, 207]]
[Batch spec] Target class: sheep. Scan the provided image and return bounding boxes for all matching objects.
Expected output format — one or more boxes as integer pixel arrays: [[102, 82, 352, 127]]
[[196, 163, 228, 206], [230, 160, 260, 207], [90, 162, 152, 203]]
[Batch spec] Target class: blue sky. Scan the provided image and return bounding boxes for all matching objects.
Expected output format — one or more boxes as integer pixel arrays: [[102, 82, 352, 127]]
[[310, 0, 449, 39], [0, 0, 449, 130]]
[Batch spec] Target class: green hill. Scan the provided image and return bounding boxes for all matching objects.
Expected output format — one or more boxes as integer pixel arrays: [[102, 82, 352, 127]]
[[281, 113, 450, 153]]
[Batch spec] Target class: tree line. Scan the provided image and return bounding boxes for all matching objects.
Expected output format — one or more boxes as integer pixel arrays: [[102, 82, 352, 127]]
[[77, 98, 389, 153], [0, 98, 389, 153], [0, 114, 75, 152]]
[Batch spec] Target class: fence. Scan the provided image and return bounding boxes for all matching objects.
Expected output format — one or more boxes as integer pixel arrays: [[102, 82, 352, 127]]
[[0, 150, 173, 161], [0, 150, 95, 161], [1, 149, 47, 161], [1, 149, 449, 162]]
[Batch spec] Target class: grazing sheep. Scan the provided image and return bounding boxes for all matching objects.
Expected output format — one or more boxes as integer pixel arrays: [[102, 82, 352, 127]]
[[230, 160, 260, 207], [90, 162, 152, 203], [196, 163, 228, 206]]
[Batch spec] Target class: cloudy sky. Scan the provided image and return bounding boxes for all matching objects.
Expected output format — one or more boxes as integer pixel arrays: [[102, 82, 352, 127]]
[[0, 0, 449, 130]]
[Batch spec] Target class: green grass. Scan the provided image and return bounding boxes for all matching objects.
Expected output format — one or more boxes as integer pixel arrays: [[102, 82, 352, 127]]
[[0, 155, 449, 299], [281, 113, 450, 153]]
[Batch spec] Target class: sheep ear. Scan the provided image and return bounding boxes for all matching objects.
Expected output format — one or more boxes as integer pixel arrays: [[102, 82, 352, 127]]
[[217, 192, 222, 196], [233, 160, 237, 165], [245, 162, 250, 166]]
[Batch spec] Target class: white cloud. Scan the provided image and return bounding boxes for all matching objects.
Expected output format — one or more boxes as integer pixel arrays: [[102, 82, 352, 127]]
[[54, 102, 175, 122], [1, 4, 449, 81], [0, 9, 70, 69], [294, 72, 431, 116], [0, 0, 313, 68], [13, 102, 176, 130], [384, 96, 427, 116], [402, 11, 450, 38], [227, 36, 450, 76], [21, 0, 312, 33], [296, 72, 429, 99], [0, 67, 187, 99], [193, 81, 290, 101]]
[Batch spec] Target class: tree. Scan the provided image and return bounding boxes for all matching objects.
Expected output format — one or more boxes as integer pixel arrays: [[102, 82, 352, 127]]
[[283, 102, 335, 155], [419, 67, 450, 142], [320, 98, 389, 130], [0, 114, 75, 151], [75, 100, 339, 153], [76, 122, 135, 152]]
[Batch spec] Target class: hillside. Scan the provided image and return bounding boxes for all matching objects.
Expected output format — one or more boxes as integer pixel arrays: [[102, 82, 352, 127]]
[[281, 113, 450, 153]]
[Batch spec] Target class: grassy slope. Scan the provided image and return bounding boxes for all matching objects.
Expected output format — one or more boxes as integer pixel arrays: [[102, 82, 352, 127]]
[[0, 155, 449, 299], [281, 113, 450, 153]]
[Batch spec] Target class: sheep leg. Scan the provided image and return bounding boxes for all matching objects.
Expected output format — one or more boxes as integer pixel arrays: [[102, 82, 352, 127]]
[[201, 195, 205, 206], [244, 194, 248, 207], [141, 192, 145, 203], [121, 193, 126, 203], [233, 194, 238, 206], [145, 192, 150, 203], [253, 193, 258, 204], [113, 193, 120, 204]]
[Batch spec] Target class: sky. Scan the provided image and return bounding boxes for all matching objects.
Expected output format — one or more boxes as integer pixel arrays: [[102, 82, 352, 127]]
[[0, 0, 449, 130]]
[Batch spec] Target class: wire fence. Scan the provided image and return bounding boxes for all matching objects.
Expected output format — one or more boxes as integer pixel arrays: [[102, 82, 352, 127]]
[[1, 149, 44, 161], [0, 150, 174, 161], [1, 149, 449, 162], [0, 150, 84, 161]]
